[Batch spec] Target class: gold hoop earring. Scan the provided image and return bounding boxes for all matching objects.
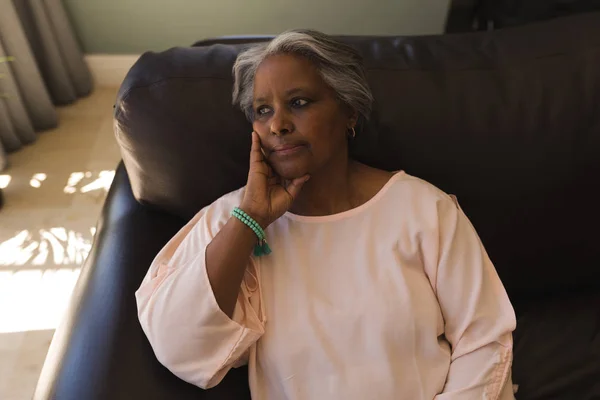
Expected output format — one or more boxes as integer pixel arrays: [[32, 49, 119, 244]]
[[349, 127, 356, 138]]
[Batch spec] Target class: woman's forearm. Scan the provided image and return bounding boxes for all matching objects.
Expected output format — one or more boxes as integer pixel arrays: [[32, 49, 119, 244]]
[[205, 217, 257, 318]]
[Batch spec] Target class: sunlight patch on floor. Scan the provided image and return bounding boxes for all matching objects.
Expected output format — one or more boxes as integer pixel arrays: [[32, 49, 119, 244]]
[[0, 228, 94, 267], [29, 173, 47, 188], [64, 170, 115, 194], [0, 228, 95, 333], [0, 170, 115, 194], [0, 267, 81, 333], [0, 175, 10, 189]]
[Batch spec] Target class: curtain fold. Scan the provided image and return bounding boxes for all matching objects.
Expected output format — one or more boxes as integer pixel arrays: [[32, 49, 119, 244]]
[[0, 0, 93, 171], [0, 0, 57, 132], [44, 0, 93, 98], [23, 0, 78, 104], [0, 42, 36, 150]]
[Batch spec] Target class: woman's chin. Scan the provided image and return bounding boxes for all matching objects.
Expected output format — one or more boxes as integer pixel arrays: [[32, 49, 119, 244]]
[[273, 164, 309, 181]]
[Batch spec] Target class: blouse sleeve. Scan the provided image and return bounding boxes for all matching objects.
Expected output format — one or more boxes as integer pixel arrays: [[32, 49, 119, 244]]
[[135, 201, 265, 389], [423, 195, 517, 400]]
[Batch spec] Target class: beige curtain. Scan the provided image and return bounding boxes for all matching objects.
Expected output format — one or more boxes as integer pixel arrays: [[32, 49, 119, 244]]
[[0, 0, 93, 171]]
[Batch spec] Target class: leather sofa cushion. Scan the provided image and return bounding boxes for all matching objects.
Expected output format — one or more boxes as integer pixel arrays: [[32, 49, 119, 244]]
[[513, 291, 600, 399]]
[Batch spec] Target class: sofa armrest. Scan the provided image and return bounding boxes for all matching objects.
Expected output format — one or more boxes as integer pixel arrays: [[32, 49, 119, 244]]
[[34, 162, 251, 400]]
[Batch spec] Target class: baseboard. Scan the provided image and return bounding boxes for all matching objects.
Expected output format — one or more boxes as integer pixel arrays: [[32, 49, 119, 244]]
[[85, 54, 141, 88]]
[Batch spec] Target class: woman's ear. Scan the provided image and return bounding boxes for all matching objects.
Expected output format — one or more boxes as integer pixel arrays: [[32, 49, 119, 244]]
[[347, 111, 359, 130]]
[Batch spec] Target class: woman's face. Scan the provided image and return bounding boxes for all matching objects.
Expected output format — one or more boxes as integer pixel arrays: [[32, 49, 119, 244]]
[[252, 54, 355, 180]]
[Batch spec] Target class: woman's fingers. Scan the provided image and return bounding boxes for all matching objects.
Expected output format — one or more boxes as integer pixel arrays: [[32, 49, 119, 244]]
[[248, 131, 270, 187], [249, 131, 264, 167]]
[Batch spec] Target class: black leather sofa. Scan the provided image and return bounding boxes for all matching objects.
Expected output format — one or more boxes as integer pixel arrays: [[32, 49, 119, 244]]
[[34, 13, 600, 400]]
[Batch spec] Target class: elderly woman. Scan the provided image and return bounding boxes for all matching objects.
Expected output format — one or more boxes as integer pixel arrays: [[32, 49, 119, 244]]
[[136, 30, 516, 399]]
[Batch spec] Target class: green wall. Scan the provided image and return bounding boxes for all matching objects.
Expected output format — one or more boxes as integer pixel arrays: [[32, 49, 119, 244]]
[[62, 0, 451, 54]]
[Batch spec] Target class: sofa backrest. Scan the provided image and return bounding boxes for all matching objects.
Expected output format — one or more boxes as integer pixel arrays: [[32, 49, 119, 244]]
[[114, 13, 600, 304]]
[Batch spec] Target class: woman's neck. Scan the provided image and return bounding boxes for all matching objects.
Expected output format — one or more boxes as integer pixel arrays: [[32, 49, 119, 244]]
[[289, 153, 359, 217]]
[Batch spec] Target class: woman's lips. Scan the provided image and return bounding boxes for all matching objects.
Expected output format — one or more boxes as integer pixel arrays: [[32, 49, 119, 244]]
[[271, 144, 307, 156]]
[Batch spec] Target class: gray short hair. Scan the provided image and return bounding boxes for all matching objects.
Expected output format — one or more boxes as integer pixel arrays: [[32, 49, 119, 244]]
[[232, 29, 374, 122]]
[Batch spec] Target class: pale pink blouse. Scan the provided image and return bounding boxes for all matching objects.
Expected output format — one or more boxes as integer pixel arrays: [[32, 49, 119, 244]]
[[136, 172, 517, 399]]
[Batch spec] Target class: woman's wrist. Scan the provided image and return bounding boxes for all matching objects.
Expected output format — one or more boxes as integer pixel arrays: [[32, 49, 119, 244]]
[[228, 215, 263, 245], [237, 204, 270, 229], [231, 206, 273, 256]]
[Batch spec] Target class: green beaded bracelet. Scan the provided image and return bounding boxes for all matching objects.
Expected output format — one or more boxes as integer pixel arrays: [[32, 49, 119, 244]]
[[232, 209, 264, 238], [231, 207, 272, 256], [233, 212, 263, 240]]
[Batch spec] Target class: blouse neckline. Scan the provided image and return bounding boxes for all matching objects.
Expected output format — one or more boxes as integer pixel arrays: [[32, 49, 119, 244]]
[[283, 171, 405, 223]]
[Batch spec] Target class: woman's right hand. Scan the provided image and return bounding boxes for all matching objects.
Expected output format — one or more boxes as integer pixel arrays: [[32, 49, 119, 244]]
[[240, 132, 310, 228]]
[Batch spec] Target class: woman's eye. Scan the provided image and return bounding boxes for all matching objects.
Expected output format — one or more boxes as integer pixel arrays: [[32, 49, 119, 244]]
[[256, 106, 271, 116], [291, 98, 309, 108]]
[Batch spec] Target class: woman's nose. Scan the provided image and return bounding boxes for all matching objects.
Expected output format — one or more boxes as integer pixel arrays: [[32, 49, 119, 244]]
[[270, 110, 293, 136]]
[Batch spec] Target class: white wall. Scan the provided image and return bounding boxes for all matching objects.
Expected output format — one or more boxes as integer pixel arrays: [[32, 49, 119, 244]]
[[63, 0, 451, 53]]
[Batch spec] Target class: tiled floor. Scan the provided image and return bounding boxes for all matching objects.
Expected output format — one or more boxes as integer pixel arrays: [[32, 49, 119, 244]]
[[0, 87, 121, 400]]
